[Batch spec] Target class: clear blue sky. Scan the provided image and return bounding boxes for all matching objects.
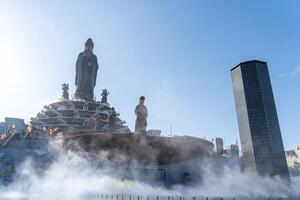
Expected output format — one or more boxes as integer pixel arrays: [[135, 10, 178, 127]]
[[0, 1, 299, 149]]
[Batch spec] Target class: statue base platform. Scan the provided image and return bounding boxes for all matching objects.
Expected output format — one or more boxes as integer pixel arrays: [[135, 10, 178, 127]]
[[30, 99, 130, 134]]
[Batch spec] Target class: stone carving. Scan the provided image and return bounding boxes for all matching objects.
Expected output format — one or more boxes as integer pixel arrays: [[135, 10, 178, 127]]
[[134, 96, 148, 133], [62, 83, 69, 100], [101, 89, 110, 103], [83, 102, 89, 111], [75, 38, 99, 101], [29, 39, 130, 134]]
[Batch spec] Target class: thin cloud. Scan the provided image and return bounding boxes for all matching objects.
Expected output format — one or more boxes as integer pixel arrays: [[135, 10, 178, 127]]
[[280, 66, 300, 78]]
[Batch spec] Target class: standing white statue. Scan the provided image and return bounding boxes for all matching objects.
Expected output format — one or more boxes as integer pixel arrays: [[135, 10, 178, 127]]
[[134, 96, 148, 133]]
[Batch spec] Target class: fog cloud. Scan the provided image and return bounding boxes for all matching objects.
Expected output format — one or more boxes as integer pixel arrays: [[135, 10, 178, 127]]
[[0, 146, 299, 200]]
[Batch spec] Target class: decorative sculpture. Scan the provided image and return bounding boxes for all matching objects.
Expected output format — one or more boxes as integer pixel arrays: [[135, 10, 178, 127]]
[[83, 101, 89, 111], [62, 83, 69, 100], [75, 38, 99, 101], [101, 89, 110, 103], [134, 96, 148, 133]]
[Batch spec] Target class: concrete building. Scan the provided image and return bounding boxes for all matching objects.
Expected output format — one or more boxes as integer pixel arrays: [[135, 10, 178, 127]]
[[146, 130, 162, 137], [0, 118, 25, 135], [286, 145, 300, 176], [223, 144, 239, 158], [231, 60, 289, 180], [212, 138, 224, 155], [212, 138, 239, 158]]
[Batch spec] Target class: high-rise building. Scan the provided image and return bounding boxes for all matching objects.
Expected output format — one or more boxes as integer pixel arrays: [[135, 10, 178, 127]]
[[231, 60, 289, 180], [212, 138, 224, 155]]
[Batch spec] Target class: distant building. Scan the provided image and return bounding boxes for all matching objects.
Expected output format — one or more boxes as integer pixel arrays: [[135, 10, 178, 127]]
[[0, 118, 25, 135], [231, 60, 289, 180], [212, 138, 224, 155], [286, 145, 300, 176], [223, 144, 239, 158], [0, 123, 6, 134], [212, 138, 240, 158], [146, 130, 162, 137]]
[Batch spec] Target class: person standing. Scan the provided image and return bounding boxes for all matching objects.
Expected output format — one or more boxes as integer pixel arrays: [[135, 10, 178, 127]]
[[134, 96, 148, 133]]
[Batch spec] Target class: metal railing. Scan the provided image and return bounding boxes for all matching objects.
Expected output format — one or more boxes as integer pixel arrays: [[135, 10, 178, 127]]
[[84, 194, 292, 200]]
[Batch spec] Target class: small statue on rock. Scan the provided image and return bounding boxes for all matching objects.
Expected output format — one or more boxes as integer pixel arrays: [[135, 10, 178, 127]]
[[101, 89, 110, 103], [109, 107, 119, 120], [62, 83, 69, 100]]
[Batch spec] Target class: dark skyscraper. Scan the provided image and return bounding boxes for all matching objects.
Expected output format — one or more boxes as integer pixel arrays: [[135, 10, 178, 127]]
[[231, 60, 289, 180]]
